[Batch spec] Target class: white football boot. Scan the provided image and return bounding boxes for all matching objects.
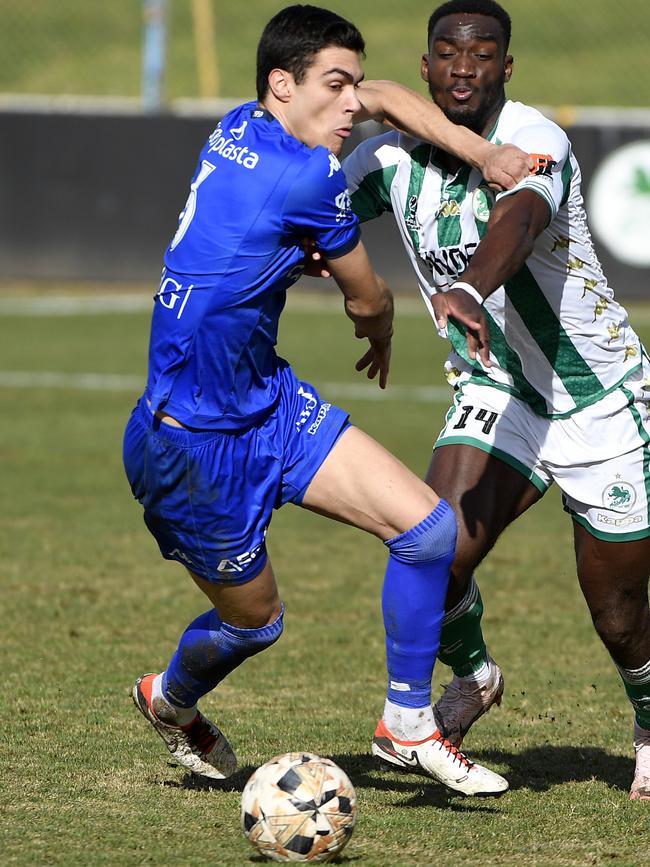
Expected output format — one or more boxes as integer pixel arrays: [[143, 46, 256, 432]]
[[631, 721, 650, 801], [132, 673, 237, 779], [372, 719, 508, 796], [433, 656, 504, 747]]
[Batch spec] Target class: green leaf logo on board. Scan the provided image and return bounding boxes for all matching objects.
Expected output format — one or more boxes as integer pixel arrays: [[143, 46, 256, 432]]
[[589, 141, 650, 267]]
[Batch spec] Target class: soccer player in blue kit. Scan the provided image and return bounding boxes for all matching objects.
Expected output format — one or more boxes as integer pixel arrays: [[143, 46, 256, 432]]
[[123, 4, 529, 797]]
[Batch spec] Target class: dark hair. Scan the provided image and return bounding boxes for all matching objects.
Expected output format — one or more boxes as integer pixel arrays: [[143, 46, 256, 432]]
[[256, 5, 365, 101], [428, 0, 511, 51]]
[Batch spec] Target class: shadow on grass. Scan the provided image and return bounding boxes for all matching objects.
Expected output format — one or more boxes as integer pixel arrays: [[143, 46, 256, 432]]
[[248, 857, 361, 865], [472, 744, 635, 794], [160, 763, 258, 792], [161, 757, 499, 812], [331, 746, 635, 798], [157, 743, 634, 805]]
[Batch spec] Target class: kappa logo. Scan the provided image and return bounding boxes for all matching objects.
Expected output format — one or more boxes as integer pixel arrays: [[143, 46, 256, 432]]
[[602, 481, 637, 513], [307, 402, 331, 435], [334, 189, 352, 223], [328, 153, 341, 178], [295, 385, 318, 431], [596, 513, 642, 528], [437, 200, 461, 218]]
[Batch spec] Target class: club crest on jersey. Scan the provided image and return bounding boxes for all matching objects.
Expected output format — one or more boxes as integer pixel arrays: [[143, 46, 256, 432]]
[[472, 187, 495, 222], [602, 481, 637, 513], [207, 123, 259, 169]]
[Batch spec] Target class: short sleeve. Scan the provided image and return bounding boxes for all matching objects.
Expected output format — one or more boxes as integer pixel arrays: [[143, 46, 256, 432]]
[[344, 132, 398, 223], [282, 148, 360, 259], [496, 121, 572, 221]]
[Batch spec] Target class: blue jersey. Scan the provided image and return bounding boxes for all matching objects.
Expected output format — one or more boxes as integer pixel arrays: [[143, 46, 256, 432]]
[[145, 101, 360, 430]]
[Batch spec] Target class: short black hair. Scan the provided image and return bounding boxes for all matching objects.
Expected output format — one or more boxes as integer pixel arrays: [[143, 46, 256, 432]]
[[256, 5, 365, 101], [427, 0, 511, 51]]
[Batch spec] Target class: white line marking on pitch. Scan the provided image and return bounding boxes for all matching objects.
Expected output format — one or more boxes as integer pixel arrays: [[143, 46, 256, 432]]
[[0, 293, 430, 317], [3, 294, 650, 326], [0, 370, 451, 402]]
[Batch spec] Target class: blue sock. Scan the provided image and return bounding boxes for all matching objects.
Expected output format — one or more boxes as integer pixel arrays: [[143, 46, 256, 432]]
[[162, 606, 284, 708], [383, 500, 456, 708]]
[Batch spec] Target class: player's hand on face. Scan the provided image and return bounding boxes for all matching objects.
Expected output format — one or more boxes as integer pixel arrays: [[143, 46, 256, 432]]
[[301, 238, 331, 278], [433, 289, 491, 368], [481, 143, 533, 191], [355, 333, 392, 389]]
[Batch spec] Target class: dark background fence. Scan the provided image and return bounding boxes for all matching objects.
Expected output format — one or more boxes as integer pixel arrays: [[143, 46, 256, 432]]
[[1, 108, 648, 297]]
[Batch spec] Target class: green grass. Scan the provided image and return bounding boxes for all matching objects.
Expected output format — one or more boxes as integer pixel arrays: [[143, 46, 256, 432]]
[[1, 288, 649, 866], [0, 0, 648, 106]]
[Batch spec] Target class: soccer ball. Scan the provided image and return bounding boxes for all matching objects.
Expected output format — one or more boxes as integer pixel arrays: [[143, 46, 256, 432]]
[[240, 752, 357, 863]]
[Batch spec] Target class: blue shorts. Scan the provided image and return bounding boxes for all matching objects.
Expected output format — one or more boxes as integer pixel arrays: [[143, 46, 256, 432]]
[[123, 365, 350, 584]]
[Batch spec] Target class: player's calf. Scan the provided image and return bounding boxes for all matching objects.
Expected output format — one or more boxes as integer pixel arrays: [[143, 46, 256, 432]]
[[381, 500, 456, 738]]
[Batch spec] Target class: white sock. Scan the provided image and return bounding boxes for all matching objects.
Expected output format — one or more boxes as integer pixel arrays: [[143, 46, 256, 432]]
[[383, 699, 436, 741], [151, 673, 197, 726], [460, 658, 491, 686]]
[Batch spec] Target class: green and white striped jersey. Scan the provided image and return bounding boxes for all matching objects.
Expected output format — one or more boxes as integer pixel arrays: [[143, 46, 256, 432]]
[[344, 100, 642, 418]]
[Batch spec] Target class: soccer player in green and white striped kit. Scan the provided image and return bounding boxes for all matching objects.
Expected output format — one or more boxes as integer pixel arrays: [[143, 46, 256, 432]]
[[344, 0, 650, 800]]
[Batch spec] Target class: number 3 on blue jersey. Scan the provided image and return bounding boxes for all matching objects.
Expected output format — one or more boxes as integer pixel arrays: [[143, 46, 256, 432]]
[[170, 160, 216, 251]]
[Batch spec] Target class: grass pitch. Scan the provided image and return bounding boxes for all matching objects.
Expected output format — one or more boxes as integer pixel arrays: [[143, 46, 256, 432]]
[[1, 288, 649, 866]]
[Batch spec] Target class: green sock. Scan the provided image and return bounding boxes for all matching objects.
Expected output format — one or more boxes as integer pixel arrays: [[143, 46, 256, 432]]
[[438, 577, 489, 678], [617, 659, 650, 730]]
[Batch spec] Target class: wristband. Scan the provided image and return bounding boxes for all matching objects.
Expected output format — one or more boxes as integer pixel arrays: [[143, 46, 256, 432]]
[[451, 281, 484, 305]]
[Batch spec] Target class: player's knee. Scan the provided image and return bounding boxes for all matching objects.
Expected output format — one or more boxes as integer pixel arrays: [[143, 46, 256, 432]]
[[450, 552, 481, 584], [386, 500, 457, 564], [226, 598, 284, 630], [591, 607, 641, 654], [221, 603, 285, 652]]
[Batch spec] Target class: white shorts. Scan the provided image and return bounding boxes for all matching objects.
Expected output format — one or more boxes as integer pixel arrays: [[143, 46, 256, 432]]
[[435, 365, 650, 541]]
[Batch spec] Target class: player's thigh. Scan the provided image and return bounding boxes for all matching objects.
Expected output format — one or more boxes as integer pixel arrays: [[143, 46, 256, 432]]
[[427, 443, 542, 560], [273, 367, 438, 539], [430, 382, 547, 564], [188, 559, 282, 629], [573, 523, 650, 605], [301, 425, 439, 540]]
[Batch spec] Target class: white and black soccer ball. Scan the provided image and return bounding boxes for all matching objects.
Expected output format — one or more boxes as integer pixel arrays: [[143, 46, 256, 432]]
[[241, 752, 357, 863]]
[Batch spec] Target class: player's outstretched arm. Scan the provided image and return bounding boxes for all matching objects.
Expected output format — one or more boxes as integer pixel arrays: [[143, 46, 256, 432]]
[[356, 80, 532, 191], [325, 242, 394, 389]]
